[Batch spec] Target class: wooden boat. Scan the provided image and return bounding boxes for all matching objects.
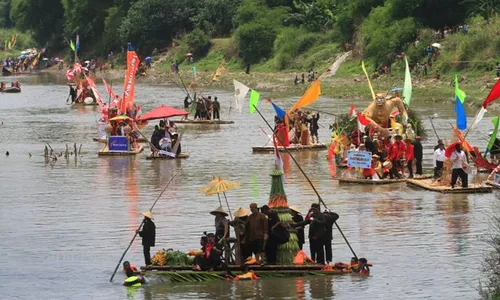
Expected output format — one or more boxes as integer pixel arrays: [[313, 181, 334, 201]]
[[2, 66, 12, 76], [92, 137, 147, 143], [140, 264, 357, 283], [336, 177, 406, 185], [98, 144, 143, 156], [1, 86, 21, 93], [174, 119, 234, 125], [406, 179, 492, 194], [146, 152, 190, 160], [253, 143, 327, 153]]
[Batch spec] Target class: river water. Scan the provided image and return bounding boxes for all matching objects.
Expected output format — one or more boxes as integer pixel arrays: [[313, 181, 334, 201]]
[[0, 73, 498, 300]]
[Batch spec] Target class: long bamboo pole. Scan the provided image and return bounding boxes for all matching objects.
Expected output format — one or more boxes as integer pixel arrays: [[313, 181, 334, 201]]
[[109, 168, 182, 282]]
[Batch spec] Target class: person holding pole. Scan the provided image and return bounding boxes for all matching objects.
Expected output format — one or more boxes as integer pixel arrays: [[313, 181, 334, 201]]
[[136, 211, 156, 266]]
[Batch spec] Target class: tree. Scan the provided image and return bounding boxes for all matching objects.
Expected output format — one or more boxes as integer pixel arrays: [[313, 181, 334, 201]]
[[186, 28, 211, 56], [236, 22, 277, 64], [10, 0, 65, 46], [462, 0, 499, 20], [194, 0, 242, 37], [284, 0, 335, 31], [119, 0, 199, 53], [0, 0, 12, 27]]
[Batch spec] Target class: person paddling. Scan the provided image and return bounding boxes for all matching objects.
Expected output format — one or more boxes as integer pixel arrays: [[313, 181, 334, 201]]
[[136, 211, 156, 266]]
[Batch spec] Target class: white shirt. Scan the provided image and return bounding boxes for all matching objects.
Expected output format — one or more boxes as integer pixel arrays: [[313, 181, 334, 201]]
[[450, 150, 466, 169], [433, 148, 446, 167]]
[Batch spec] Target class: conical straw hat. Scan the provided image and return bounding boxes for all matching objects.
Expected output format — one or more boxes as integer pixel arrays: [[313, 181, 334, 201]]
[[233, 207, 251, 218], [142, 211, 153, 220], [210, 206, 228, 216], [289, 206, 301, 214]]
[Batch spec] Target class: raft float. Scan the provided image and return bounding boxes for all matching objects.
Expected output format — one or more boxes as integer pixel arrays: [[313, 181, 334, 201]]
[[174, 119, 234, 125], [93, 137, 147, 143], [146, 152, 190, 160], [252, 143, 327, 153], [406, 179, 492, 194]]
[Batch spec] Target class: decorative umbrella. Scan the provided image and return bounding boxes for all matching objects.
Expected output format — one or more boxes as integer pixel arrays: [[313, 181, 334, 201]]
[[432, 43, 441, 48], [186, 52, 193, 57], [145, 56, 152, 61], [201, 177, 240, 219], [136, 105, 188, 122], [109, 115, 131, 121], [199, 177, 220, 196]]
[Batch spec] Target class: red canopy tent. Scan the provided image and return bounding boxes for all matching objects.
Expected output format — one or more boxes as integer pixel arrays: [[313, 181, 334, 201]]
[[136, 105, 188, 122]]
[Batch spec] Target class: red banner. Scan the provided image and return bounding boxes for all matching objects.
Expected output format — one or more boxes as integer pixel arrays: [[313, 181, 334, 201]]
[[120, 50, 140, 113]]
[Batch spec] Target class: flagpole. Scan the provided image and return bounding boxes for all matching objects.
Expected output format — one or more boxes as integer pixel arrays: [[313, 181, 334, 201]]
[[463, 111, 479, 139]]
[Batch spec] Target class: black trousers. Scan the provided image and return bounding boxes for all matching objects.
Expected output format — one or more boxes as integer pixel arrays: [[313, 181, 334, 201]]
[[407, 159, 414, 178], [194, 110, 200, 119], [415, 158, 423, 175], [324, 238, 332, 263], [143, 245, 152, 266], [213, 110, 220, 120], [265, 240, 278, 265], [451, 168, 468, 188], [434, 161, 444, 179], [390, 160, 401, 179], [310, 238, 325, 264]]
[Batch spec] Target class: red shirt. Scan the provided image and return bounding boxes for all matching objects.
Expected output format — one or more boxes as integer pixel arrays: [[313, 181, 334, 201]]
[[389, 141, 406, 161], [405, 143, 414, 161]]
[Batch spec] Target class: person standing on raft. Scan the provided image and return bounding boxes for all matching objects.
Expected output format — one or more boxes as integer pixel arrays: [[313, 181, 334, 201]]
[[136, 211, 156, 266], [246, 203, 268, 264], [450, 143, 468, 188]]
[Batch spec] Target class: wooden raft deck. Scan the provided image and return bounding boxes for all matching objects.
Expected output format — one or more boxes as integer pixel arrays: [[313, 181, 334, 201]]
[[92, 137, 147, 143], [253, 144, 327, 153], [146, 152, 190, 160], [336, 177, 406, 185], [486, 181, 500, 189], [98, 145, 144, 156], [174, 119, 234, 125], [407, 179, 492, 194]]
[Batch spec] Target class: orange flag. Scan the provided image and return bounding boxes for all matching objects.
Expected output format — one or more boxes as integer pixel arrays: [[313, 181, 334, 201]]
[[290, 80, 321, 111]]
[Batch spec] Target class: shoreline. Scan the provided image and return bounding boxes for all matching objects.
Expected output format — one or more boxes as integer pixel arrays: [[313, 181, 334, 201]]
[[40, 64, 500, 109]]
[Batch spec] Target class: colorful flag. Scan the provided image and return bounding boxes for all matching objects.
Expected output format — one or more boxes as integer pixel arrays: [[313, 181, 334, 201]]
[[454, 74, 467, 130], [249, 89, 260, 114], [233, 79, 249, 114], [403, 57, 412, 107], [271, 102, 286, 119], [251, 174, 260, 198], [212, 61, 225, 81], [361, 61, 376, 100], [75, 34, 80, 52], [358, 113, 370, 132], [102, 78, 120, 107], [84, 75, 105, 111], [486, 117, 500, 154], [470, 78, 500, 130], [70, 40, 76, 52], [349, 104, 356, 117], [290, 79, 321, 111], [120, 44, 140, 113], [7, 40, 11, 49], [192, 66, 197, 78]]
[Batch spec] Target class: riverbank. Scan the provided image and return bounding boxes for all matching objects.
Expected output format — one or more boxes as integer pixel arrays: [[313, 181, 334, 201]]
[[43, 58, 500, 109]]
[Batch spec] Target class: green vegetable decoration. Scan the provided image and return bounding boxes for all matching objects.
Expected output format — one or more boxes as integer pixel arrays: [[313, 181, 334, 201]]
[[268, 168, 299, 264]]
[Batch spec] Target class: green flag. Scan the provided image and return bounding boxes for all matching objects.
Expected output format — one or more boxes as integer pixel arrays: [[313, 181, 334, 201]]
[[251, 174, 260, 198], [403, 57, 412, 107], [192, 66, 197, 78], [189, 93, 197, 115], [486, 117, 500, 154], [70, 40, 76, 52], [455, 74, 466, 103], [249, 89, 260, 114]]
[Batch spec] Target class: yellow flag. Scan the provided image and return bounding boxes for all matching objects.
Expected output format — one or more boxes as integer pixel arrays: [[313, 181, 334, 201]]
[[361, 61, 376, 100], [211, 60, 225, 81], [290, 80, 321, 111]]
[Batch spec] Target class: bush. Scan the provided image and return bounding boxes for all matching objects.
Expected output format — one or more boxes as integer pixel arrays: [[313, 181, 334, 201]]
[[236, 22, 277, 64], [186, 28, 211, 57]]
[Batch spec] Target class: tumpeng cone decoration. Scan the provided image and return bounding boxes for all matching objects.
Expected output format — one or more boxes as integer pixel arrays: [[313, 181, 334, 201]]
[[268, 168, 299, 264]]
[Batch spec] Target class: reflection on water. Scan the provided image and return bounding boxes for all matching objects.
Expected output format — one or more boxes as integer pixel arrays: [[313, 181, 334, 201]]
[[0, 79, 497, 299]]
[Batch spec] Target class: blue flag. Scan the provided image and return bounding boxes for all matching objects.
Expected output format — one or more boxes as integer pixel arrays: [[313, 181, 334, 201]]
[[455, 96, 467, 130], [127, 43, 134, 51], [75, 34, 80, 52], [271, 102, 286, 119]]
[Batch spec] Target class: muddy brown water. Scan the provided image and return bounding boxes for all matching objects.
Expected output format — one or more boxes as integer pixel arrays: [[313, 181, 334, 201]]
[[0, 73, 497, 299]]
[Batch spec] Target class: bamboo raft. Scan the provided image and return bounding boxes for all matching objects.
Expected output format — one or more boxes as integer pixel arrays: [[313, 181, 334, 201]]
[[253, 144, 327, 153], [174, 119, 234, 125], [336, 177, 406, 185], [98, 145, 144, 156], [93, 137, 147, 143], [406, 179, 493, 194], [71, 102, 97, 107], [146, 152, 190, 160], [140, 265, 350, 282], [486, 181, 500, 189]]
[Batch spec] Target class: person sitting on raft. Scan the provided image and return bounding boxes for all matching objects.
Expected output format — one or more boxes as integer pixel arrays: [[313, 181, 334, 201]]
[[191, 233, 222, 271]]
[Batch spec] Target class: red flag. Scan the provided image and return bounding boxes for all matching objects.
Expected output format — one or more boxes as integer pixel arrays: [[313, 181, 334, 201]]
[[328, 141, 336, 161], [357, 113, 370, 132], [349, 105, 356, 117], [483, 78, 500, 108]]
